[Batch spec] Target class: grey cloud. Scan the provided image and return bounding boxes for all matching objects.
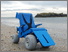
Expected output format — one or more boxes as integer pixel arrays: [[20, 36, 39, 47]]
[[1, 1, 67, 14], [1, 1, 67, 8], [1, 1, 12, 4], [20, 1, 67, 7], [2, 1, 67, 7], [2, 8, 42, 12], [52, 7, 59, 10]]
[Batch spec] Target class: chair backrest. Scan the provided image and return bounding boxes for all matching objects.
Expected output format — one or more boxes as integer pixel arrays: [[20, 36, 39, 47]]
[[16, 13, 36, 32]]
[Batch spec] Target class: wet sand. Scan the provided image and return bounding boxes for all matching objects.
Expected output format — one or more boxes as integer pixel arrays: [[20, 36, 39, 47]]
[[1, 24, 67, 51]]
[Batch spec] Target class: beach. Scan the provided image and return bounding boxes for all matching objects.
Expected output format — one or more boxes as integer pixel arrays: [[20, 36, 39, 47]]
[[1, 17, 67, 51]]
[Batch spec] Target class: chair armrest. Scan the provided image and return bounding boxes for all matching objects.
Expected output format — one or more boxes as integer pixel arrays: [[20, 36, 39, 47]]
[[35, 24, 42, 27]]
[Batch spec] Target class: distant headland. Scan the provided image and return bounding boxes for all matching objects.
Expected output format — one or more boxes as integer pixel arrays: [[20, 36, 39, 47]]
[[35, 12, 67, 18]]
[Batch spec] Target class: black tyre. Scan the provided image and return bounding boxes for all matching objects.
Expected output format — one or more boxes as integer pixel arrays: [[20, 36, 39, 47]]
[[24, 35, 37, 50], [12, 35, 19, 44]]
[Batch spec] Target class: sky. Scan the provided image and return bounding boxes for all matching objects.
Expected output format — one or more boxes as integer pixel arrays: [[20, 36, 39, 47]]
[[1, 1, 67, 17]]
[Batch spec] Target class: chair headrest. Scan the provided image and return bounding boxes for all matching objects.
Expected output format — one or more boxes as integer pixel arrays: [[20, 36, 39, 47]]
[[16, 12, 32, 19]]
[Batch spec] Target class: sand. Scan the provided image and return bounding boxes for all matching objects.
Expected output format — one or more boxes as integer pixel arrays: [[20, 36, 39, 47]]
[[1, 24, 67, 51]]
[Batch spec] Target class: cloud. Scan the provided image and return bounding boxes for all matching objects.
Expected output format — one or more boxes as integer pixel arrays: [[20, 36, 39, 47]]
[[1, 1, 67, 17], [1, 1, 37, 11], [21, 1, 67, 7], [1, 1, 67, 10], [1, 1, 12, 4]]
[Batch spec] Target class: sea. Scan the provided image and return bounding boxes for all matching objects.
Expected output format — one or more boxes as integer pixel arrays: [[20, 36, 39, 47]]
[[1, 17, 67, 27]]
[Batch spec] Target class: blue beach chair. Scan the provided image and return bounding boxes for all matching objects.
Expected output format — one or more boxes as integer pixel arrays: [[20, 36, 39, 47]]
[[12, 13, 55, 50]]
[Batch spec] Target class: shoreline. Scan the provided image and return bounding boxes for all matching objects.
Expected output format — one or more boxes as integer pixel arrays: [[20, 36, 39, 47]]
[[35, 17, 67, 18], [1, 17, 67, 19]]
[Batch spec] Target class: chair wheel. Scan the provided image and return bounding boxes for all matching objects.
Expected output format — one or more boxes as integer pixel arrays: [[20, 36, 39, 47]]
[[24, 34, 37, 50], [12, 35, 19, 44]]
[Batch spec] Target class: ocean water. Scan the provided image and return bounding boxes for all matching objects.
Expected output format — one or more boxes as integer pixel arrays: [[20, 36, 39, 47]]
[[1, 17, 67, 27]]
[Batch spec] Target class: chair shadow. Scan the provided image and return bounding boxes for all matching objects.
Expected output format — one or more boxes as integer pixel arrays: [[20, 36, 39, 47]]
[[35, 43, 51, 51]]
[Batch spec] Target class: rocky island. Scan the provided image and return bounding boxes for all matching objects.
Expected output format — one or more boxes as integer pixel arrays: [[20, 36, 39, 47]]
[[35, 13, 67, 17]]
